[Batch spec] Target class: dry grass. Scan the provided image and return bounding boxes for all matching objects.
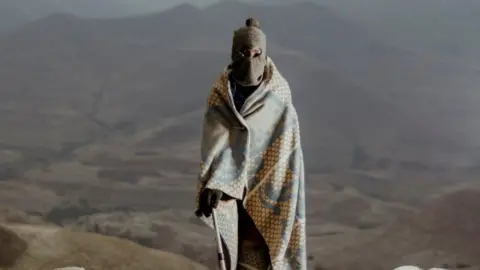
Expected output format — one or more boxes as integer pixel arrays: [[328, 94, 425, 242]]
[[69, 210, 217, 268], [1, 223, 208, 270]]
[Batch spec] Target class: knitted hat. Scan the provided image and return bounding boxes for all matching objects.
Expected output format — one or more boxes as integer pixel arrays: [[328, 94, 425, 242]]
[[230, 18, 267, 86], [231, 18, 267, 62]]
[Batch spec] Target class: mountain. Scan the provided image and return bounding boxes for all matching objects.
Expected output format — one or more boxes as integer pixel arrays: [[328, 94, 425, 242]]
[[1, 1, 480, 170], [0, 0, 210, 18], [3, 0, 479, 65], [0, 0, 218, 33], [315, 0, 480, 65]]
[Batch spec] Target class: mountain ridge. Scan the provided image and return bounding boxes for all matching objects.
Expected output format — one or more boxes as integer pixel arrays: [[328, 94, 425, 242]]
[[1, 0, 480, 167]]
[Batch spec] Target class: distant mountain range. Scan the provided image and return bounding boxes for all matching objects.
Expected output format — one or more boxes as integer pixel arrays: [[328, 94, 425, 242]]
[[1, 0, 478, 65], [0, 0, 217, 30], [315, 0, 480, 64], [1, 1, 479, 170]]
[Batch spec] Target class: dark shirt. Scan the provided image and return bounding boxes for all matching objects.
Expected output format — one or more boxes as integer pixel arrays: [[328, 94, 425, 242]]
[[230, 76, 259, 113]]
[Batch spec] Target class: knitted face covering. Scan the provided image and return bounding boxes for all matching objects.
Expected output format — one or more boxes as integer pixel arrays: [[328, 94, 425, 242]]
[[230, 18, 267, 87]]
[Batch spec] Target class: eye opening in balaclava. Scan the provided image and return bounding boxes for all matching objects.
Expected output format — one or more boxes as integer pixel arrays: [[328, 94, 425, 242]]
[[230, 18, 267, 87]]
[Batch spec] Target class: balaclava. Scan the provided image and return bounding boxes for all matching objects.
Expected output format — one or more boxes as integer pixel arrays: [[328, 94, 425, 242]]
[[230, 18, 267, 87]]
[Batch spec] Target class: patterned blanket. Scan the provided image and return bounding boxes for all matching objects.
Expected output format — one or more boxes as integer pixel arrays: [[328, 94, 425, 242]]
[[195, 58, 306, 270]]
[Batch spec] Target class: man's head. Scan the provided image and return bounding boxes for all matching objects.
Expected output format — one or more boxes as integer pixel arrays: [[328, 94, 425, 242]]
[[230, 18, 267, 87]]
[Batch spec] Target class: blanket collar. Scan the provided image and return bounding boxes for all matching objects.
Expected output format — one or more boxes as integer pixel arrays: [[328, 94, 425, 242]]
[[216, 57, 290, 120]]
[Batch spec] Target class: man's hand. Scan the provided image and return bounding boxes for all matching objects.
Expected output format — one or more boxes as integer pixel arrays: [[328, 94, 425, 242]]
[[197, 188, 223, 217]]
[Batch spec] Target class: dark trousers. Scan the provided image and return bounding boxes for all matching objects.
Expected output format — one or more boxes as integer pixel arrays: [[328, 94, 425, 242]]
[[237, 201, 271, 270]]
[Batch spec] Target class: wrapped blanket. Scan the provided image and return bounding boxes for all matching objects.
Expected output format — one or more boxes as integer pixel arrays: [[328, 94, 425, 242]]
[[195, 57, 306, 270]]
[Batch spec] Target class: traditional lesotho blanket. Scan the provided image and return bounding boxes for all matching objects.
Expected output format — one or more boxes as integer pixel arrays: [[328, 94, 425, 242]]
[[195, 57, 306, 270]]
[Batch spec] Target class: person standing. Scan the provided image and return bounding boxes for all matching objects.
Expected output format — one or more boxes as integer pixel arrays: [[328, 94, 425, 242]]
[[195, 18, 306, 270]]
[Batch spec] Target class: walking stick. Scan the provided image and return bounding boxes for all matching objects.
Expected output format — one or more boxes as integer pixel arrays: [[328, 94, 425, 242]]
[[212, 208, 227, 270]]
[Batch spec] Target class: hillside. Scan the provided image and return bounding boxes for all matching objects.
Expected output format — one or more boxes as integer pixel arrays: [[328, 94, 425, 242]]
[[311, 189, 480, 270], [0, 222, 207, 270]]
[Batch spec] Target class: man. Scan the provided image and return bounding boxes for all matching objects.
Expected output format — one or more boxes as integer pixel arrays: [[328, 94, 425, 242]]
[[195, 18, 306, 270]]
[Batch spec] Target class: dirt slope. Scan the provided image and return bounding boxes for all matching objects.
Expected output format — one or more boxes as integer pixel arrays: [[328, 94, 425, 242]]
[[314, 189, 480, 270], [0, 223, 208, 270]]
